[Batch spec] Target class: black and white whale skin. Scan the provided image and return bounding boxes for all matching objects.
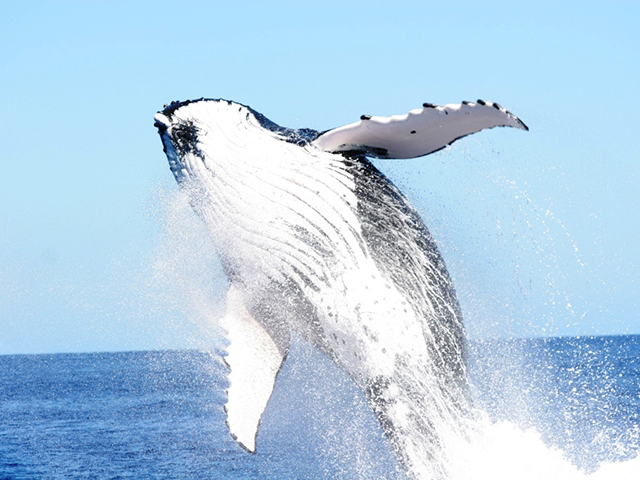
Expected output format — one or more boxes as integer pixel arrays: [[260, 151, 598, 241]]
[[154, 99, 527, 479]]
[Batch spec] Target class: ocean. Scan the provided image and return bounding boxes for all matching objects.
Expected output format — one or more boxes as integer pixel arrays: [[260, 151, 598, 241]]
[[1, 335, 639, 479]]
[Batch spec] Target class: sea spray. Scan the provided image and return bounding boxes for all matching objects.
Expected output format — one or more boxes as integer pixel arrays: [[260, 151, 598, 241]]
[[447, 414, 640, 480], [145, 185, 640, 480]]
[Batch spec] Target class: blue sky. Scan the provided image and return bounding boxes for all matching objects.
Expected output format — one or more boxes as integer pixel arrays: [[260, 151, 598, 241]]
[[0, 1, 638, 354]]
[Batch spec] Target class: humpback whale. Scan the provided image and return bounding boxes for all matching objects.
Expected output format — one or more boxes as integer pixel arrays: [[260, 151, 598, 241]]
[[154, 98, 527, 479]]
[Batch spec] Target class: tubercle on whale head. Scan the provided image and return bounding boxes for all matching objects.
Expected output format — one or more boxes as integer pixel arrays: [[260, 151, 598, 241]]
[[155, 98, 321, 150], [159, 97, 209, 119], [158, 98, 238, 120], [153, 98, 246, 141]]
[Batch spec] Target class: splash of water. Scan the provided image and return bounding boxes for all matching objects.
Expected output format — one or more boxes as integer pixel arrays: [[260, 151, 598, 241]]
[[448, 415, 640, 480], [150, 187, 639, 480]]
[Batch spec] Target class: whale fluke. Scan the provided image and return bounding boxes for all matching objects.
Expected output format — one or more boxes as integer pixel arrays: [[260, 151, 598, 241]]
[[313, 100, 528, 159]]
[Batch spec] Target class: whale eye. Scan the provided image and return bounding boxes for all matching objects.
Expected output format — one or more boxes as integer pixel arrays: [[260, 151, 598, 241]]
[[410, 130, 416, 134]]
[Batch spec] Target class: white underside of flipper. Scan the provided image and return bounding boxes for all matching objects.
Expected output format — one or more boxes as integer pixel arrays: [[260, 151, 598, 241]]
[[313, 100, 528, 159], [220, 285, 290, 453]]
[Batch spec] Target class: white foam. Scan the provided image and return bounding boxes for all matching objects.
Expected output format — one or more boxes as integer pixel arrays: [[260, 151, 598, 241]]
[[443, 414, 639, 480]]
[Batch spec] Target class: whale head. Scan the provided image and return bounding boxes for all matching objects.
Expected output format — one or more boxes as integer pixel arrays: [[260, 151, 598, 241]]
[[154, 99, 320, 186], [153, 99, 355, 293], [155, 99, 259, 184]]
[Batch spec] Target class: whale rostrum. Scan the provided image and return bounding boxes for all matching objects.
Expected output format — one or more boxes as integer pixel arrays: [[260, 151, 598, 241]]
[[154, 98, 527, 479]]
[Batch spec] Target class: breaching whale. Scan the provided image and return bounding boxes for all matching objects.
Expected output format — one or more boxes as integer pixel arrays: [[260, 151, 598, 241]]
[[154, 99, 527, 479]]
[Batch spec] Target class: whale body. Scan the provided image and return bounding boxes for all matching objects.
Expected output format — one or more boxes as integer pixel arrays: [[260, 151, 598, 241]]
[[154, 98, 527, 479]]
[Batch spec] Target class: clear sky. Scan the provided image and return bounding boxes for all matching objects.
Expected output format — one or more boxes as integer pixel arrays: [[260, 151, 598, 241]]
[[0, 1, 638, 354]]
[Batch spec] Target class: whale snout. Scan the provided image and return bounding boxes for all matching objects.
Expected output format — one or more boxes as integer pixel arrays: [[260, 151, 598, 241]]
[[154, 113, 171, 133]]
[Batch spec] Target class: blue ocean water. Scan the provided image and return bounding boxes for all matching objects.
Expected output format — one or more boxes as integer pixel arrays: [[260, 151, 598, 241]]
[[1, 335, 639, 479]]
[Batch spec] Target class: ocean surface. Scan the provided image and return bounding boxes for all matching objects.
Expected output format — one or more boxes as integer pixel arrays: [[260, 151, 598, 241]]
[[1, 335, 639, 479]]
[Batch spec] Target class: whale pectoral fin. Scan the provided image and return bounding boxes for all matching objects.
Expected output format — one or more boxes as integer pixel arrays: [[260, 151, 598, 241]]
[[312, 100, 528, 159], [220, 285, 290, 453]]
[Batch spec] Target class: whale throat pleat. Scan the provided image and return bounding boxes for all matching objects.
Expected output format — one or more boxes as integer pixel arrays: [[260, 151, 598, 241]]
[[164, 100, 367, 290]]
